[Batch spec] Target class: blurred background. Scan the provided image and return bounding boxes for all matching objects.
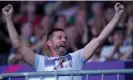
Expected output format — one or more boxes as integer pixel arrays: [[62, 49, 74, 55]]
[[0, 1, 132, 66]]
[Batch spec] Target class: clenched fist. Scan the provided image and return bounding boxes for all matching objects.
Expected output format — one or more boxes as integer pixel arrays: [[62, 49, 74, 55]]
[[2, 4, 13, 18], [114, 3, 124, 16]]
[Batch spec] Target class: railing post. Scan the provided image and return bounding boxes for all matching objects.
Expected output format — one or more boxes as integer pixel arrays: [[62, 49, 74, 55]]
[[25, 76, 29, 80], [117, 74, 119, 80], [71, 75, 73, 80], [40, 76, 43, 80], [86, 74, 88, 80], [8, 77, 11, 80], [55, 75, 58, 80], [101, 74, 104, 80]]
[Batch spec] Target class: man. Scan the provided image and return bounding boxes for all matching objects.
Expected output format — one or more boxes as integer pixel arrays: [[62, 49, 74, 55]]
[[2, 3, 124, 80]]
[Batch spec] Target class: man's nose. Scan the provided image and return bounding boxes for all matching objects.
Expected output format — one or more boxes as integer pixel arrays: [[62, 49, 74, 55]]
[[62, 38, 66, 42]]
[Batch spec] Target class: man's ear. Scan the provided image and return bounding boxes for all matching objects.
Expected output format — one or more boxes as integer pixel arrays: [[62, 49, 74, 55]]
[[47, 40, 52, 47]]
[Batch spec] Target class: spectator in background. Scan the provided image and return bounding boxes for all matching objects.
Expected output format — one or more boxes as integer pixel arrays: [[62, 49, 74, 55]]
[[33, 15, 53, 56], [34, 15, 52, 40], [45, 1, 63, 16], [66, 2, 90, 53], [100, 29, 123, 61], [91, 16, 106, 38], [40, 15, 53, 34], [89, 2, 106, 39], [13, 2, 26, 24], [100, 28, 133, 61], [54, 15, 68, 29], [126, 2, 133, 16], [105, 6, 115, 23], [20, 22, 33, 44], [88, 2, 105, 26], [125, 15, 133, 46], [56, 1, 78, 21], [14, 1, 41, 27]]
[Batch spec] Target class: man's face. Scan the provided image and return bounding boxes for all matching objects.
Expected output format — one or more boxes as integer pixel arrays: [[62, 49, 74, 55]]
[[49, 31, 67, 55]]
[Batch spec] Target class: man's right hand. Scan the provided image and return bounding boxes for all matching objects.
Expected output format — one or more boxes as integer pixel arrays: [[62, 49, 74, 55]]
[[2, 4, 13, 18], [114, 3, 124, 17]]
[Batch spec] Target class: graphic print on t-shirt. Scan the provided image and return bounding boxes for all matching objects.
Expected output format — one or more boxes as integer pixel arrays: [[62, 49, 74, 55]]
[[44, 54, 72, 70]]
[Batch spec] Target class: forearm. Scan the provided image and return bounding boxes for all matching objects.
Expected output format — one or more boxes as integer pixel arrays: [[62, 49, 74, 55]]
[[98, 14, 121, 42], [2, 4, 35, 67], [82, 27, 88, 44], [82, 14, 121, 61], [31, 35, 46, 50], [31, 42, 43, 51], [5, 17, 20, 48]]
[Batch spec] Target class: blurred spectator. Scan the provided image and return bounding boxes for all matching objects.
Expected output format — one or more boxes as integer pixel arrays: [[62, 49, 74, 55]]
[[105, 5, 115, 23], [45, 1, 62, 15], [100, 28, 133, 61], [33, 15, 53, 56], [40, 15, 53, 35], [56, 1, 78, 21], [91, 16, 106, 38], [14, 1, 41, 27], [126, 2, 133, 16], [124, 15, 133, 46], [66, 2, 90, 53], [88, 2, 104, 26], [13, 2, 26, 23], [89, 2, 106, 39], [54, 15, 68, 29], [20, 22, 33, 43]]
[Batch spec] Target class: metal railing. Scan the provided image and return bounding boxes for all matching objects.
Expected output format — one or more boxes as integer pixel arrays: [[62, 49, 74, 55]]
[[0, 69, 133, 80]]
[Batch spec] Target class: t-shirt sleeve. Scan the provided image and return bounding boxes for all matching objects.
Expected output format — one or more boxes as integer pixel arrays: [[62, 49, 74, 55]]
[[34, 54, 45, 70], [70, 49, 86, 65]]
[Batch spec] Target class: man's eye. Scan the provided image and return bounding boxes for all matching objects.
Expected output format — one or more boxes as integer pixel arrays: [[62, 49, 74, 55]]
[[58, 37, 61, 39]]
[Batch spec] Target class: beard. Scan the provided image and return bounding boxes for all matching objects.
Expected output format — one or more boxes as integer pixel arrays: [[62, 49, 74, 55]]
[[55, 44, 67, 56]]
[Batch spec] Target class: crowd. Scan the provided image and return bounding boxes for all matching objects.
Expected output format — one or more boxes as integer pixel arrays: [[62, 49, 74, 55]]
[[0, 1, 132, 66]]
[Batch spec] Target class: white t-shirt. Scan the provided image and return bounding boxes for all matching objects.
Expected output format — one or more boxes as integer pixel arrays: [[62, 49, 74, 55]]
[[29, 49, 85, 80]]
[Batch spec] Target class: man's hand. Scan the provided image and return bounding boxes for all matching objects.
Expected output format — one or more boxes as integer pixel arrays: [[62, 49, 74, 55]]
[[114, 3, 124, 17], [2, 4, 13, 18], [82, 3, 125, 61]]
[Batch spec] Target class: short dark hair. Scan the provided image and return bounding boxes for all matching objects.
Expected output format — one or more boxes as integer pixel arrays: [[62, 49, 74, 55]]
[[47, 28, 65, 41]]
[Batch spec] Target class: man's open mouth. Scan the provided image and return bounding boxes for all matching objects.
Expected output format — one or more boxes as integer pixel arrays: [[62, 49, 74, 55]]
[[60, 45, 66, 48]]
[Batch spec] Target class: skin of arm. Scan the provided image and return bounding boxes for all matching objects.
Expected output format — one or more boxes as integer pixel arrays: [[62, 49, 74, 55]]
[[2, 4, 35, 66], [82, 3, 125, 61]]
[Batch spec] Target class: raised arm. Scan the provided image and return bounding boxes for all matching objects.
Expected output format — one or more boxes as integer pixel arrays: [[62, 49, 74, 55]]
[[2, 4, 35, 66], [30, 35, 47, 50], [82, 3, 125, 61]]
